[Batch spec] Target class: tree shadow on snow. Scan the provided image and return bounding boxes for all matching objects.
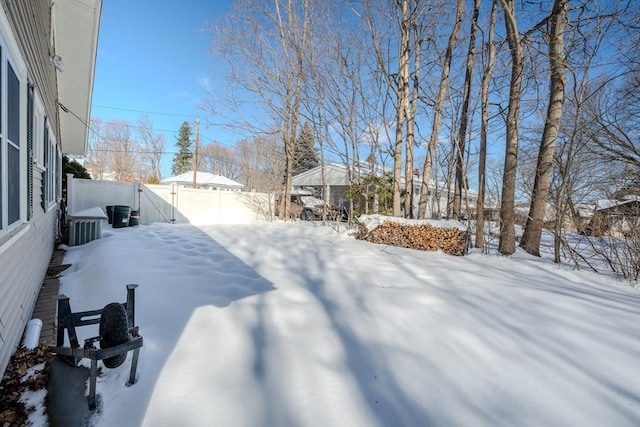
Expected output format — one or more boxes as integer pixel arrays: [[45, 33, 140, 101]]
[[251, 230, 640, 426], [59, 223, 276, 426]]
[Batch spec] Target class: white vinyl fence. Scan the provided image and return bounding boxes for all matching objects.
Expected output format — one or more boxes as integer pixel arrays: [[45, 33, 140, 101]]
[[66, 175, 274, 225]]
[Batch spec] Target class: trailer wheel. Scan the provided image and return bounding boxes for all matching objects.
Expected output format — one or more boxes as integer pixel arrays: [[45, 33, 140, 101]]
[[99, 303, 130, 368], [300, 209, 314, 221]]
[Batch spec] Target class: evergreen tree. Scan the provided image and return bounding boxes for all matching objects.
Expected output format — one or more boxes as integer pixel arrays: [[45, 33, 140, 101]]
[[292, 122, 319, 176], [172, 121, 193, 175], [62, 155, 91, 204], [63, 155, 91, 180]]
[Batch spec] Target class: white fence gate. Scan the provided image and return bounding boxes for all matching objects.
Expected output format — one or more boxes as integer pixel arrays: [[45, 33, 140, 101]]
[[66, 175, 274, 225]]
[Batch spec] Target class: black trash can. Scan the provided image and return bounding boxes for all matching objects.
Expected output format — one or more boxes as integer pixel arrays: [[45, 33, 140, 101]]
[[129, 210, 140, 227], [106, 206, 114, 224], [112, 205, 131, 228]]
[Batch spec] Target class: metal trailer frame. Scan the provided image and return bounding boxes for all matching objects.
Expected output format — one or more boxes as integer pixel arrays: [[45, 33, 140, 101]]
[[48, 284, 143, 410]]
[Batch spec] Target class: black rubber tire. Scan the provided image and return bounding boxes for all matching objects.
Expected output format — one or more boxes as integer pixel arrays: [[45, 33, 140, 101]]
[[301, 209, 314, 221], [99, 303, 130, 368]]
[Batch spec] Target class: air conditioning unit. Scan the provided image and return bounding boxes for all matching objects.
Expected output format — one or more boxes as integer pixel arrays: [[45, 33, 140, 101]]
[[68, 218, 103, 246], [67, 207, 108, 246]]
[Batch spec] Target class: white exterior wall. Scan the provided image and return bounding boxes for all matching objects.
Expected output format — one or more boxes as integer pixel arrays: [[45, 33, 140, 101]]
[[0, 206, 56, 376], [0, 0, 62, 376]]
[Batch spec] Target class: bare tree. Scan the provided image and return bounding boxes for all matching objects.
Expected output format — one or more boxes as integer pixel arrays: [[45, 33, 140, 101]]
[[103, 120, 140, 181], [579, 2, 638, 181], [208, 0, 316, 220], [475, 0, 498, 248], [582, 77, 640, 179], [362, 0, 434, 217], [452, 0, 480, 220], [520, 0, 570, 256], [417, 0, 464, 219], [273, 0, 311, 219], [496, 0, 524, 255], [137, 115, 165, 183], [86, 117, 108, 179], [390, 0, 411, 217], [485, 157, 505, 207], [237, 136, 285, 193], [306, 10, 367, 184], [199, 142, 241, 180], [537, 1, 621, 263], [404, 7, 424, 219]]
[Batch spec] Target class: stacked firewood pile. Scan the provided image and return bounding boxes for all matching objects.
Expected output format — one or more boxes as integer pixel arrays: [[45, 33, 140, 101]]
[[0, 344, 51, 426], [355, 217, 469, 256]]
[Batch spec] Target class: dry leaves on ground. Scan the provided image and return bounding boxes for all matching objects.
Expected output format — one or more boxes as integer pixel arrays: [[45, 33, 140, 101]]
[[0, 344, 51, 427]]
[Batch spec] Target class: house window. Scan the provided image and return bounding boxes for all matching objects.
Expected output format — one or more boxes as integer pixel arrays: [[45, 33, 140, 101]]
[[41, 123, 60, 208], [32, 92, 44, 167], [0, 47, 2, 230], [44, 123, 58, 206], [55, 144, 61, 201], [7, 62, 20, 225], [0, 21, 26, 233], [27, 83, 33, 220]]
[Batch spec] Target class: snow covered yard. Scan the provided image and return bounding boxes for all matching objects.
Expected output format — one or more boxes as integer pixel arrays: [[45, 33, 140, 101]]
[[57, 222, 639, 427]]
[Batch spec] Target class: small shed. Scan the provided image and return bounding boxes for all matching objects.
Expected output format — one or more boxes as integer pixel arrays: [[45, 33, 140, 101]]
[[585, 196, 640, 237]]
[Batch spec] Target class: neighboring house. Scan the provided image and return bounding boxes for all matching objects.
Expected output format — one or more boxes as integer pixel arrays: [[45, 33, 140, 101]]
[[574, 202, 596, 233], [585, 195, 640, 237], [291, 163, 355, 203], [0, 0, 101, 376], [292, 163, 477, 219], [516, 201, 597, 232], [161, 170, 244, 191]]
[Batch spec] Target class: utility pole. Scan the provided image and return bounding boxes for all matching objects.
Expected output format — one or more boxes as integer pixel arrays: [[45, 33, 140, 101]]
[[192, 119, 200, 188]]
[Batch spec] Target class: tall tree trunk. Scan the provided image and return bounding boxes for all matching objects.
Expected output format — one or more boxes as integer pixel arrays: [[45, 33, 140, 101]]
[[417, 0, 464, 219], [476, 0, 498, 249], [393, 0, 410, 217], [279, 81, 295, 220], [275, 0, 309, 221], [446, 121, 456, 217], [405, 22, 421, 219], [453, 0, 479, 220], [498, 0, 524, 255], [520, 0, 569, 256]]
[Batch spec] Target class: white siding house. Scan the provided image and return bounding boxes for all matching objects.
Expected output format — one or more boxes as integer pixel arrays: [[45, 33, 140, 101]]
[[292, 163, 478, 219], [0, 0, 101, 376]]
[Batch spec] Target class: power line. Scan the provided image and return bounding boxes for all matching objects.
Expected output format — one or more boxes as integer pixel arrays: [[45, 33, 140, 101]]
[[92, 122, 238, 149], [92, 104, 202, 119], [80, 103, 351, 169], [91, 103, 237, 131], [91, 112, 239, 149], [88, 147, 272, 175]]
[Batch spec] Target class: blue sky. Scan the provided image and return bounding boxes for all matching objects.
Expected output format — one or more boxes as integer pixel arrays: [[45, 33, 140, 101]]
[[91, 0, 234, 178]]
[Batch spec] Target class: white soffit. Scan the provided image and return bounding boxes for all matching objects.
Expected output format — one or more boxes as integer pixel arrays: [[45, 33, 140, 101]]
[[53, 0, 102, 155]]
